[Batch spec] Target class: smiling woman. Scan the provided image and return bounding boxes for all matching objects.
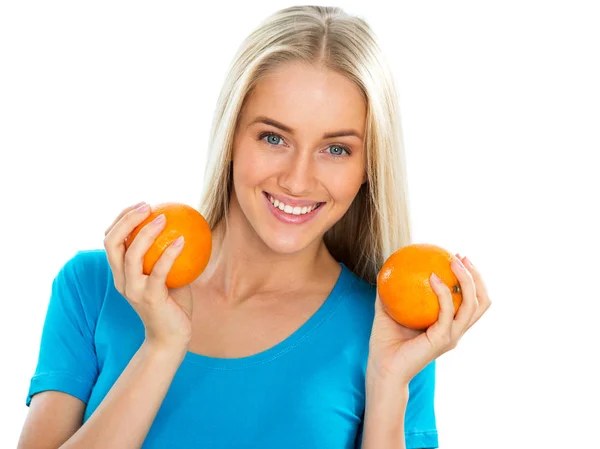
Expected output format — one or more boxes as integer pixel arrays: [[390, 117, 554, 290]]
[[19, 5, 457, 449], [228, 61, 369, 255]]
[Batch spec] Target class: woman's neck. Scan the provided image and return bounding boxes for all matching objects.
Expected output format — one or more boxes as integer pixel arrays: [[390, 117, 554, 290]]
[[195, 199, 339, 305]]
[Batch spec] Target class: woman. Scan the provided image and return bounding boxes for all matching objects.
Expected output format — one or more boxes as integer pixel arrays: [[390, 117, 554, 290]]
[[18, 5, 490, 449]]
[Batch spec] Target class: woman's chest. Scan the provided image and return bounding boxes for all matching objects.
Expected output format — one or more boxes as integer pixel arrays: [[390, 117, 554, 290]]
[[87, 349, 365, 449], [87, 285, 369, 448], [146, 364, 362, 448], [187, 290, 328, 359]]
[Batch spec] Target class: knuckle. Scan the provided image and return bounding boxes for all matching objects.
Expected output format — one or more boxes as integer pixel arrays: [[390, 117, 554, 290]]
[[152, 258, 175, 278], [111, 278, 123, 294], [123, 249, 136, 266], [124, 284, 142, 302], [443, 334, 453, 347], [431, 331, 451, 348], [111, 267, 122, 293], [480, 298, 492, 310], [468, 297, 478, 310], [150, 264, 168, 279]]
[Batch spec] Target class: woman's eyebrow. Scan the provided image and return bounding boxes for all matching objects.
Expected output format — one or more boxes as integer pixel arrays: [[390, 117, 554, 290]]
[[249, 115, 363, 140]]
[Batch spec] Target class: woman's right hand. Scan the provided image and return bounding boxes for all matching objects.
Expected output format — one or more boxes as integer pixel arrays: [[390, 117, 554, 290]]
[[103, 201, 193, 353]]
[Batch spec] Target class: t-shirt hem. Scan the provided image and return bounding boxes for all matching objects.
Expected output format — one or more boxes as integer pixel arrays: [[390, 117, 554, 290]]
[[405, 429, 439, 448], [26, 372, 94, 406]]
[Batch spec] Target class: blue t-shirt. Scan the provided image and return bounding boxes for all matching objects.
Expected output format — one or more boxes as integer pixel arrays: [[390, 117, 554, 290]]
[[27, 249, 438, 448]]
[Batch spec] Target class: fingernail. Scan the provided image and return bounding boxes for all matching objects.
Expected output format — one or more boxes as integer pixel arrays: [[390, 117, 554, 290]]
[[137, 203, 150, 213], [172, 235, 184, 247], [152, 214, 165, 225], [430, 273, 442, 285], [453, 257, 465, 270]]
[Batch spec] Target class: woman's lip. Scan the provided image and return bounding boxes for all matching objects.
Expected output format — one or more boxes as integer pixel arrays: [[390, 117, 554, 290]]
[[263, 191, 323, 208], [263, 192, 324, 225]]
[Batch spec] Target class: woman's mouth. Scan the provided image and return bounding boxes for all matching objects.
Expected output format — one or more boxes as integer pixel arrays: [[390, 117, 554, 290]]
[[262, 191, 324, 224]]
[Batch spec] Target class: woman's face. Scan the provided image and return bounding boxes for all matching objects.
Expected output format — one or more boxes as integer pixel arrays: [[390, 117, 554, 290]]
[[231, 61, 367, 255]]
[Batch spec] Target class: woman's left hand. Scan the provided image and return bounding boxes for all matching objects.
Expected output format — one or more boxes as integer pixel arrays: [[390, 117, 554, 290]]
[[367, 254, 492, 384]]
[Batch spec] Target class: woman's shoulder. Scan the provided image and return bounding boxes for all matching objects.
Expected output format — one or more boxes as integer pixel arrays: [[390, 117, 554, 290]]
[[59, 248, 111, 285], [337, 264, 377, 322], [53, 248, 113, 311], [342, 266, 376, 301]]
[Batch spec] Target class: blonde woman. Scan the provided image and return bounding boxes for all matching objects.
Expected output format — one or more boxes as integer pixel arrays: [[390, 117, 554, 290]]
[[19, 5, 491, 449]]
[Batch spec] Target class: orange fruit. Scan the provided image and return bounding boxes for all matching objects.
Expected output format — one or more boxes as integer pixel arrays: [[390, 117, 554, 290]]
[[377, 243, 462, 330], [124, 202, 212, 289]]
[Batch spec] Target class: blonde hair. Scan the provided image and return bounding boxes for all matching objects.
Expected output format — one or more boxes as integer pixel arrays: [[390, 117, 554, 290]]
[[199, 5, 412, 285]]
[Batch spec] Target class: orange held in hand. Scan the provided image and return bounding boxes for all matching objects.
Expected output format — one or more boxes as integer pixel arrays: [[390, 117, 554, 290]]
[[377, 243, 463, 330], [125, 202, 212, 289]]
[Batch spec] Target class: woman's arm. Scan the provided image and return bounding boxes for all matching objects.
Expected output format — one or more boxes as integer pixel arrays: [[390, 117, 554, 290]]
[[18, 341, 186, 449], [362, 254, 491, 448], [360, 368, 409, 449], [18, 392, 86, 449]]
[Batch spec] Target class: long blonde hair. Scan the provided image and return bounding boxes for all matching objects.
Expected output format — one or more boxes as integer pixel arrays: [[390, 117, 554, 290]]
[[198, 5, 412, 285]]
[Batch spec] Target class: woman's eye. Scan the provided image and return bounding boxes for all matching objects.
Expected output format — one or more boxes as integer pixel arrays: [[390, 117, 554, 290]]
[[326, 145, 350, 156], [267, 134, 282, 145], [260, 132, 284, 146], [260, 132, 350, 156]]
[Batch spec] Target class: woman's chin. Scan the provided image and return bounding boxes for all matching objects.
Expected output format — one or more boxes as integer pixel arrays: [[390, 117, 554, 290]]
[[260, 231, 314, 256]]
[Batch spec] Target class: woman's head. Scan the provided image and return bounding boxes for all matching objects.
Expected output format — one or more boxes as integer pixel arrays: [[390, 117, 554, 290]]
[[199, 5, 412, 284], [230, 60, 367, 259]]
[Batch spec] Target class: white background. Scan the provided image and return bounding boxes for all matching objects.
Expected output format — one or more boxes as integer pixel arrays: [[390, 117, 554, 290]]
[[1, 1, 599, 448]]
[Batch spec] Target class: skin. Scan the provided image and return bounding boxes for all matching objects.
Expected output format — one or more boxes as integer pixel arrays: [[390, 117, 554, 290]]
[[182, 60, 371, 358], [18, 61, 492, 449], [200, 60, 369, 302]]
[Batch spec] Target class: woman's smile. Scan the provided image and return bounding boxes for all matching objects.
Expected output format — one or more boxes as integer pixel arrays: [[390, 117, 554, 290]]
[[262, 191, 325, 225]]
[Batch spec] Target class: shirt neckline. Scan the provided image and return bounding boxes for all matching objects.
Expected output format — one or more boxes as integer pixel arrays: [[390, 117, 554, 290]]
[[182, 262, 354, 370]]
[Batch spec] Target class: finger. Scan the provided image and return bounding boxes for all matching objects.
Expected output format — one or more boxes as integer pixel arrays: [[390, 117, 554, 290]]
[[466, 295, 492, 331], [467, 301, 491, 330], [104, 204, 152, 291], [451, 256, 478, 332], [104, 201, 146, 236], [146, 236, 186, 294], [105, 203, 153, 249], [123, 213, 167, 291], [463, 257, 492, 311], [429, 272, 455, 331], [459, 256, 492, 330]]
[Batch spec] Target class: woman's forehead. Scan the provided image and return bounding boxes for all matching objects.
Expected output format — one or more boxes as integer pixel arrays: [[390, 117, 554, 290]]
[[240, 63, 366, 136]]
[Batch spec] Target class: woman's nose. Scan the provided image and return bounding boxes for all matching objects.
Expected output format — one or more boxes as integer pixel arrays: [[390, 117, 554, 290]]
[[278, 151, 316, 196]]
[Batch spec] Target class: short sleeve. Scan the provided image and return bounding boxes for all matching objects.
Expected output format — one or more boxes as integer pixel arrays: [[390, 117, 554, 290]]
[[26, 250, 107, 406], [404, 360, 438, 448], [355, 360, 438, 449]]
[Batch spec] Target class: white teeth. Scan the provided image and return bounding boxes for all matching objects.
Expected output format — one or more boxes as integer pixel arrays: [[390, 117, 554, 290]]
[[268, 195, 320, 216]]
